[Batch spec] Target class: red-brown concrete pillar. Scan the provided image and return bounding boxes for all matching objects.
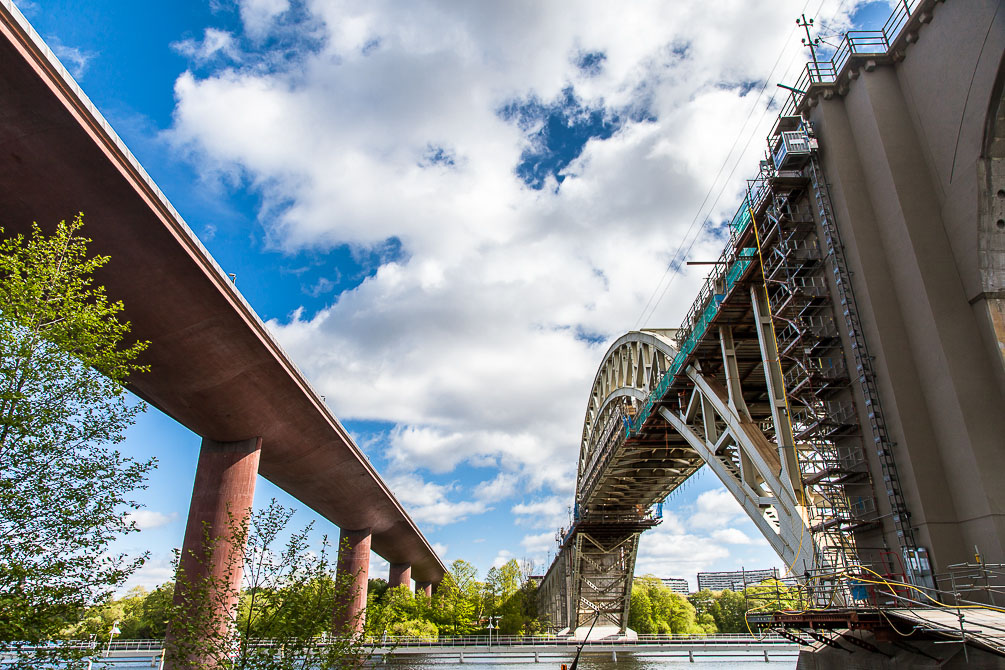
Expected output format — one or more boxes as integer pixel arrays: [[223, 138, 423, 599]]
[[415, 581, 433, 598], [166, 436, 261, 666], [334, 527, 371, 635], [388, 563, 411, 589]]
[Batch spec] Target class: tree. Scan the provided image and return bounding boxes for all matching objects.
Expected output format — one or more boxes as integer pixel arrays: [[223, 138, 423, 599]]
[[744, 578, 802, 614], [137, 583, 175, 639], [628, 576, 702, 635], [686, 590, 718, 635], [628, 583, 655, 633], [0, 216, 154, 667], [686, 589, 717, 618], [513, 578, 541, 635], [166, 499, 370, 670], [63, 582, 173, 641], [367, 578, 389, 605], [431, 560, 481, 635], [64, 586, 148, 640], [365, 585, 437, 640], [709, 589, 747, 633], [487, 560, 535, 635]]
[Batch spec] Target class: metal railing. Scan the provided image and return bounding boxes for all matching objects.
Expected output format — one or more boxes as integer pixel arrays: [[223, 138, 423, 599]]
[[779, 0, 924, 117], [28, 633, 795, 652]]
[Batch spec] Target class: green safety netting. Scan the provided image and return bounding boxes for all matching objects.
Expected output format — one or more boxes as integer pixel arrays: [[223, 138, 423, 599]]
[[626, 245, 758, 437], [730, 198, 752, 235]]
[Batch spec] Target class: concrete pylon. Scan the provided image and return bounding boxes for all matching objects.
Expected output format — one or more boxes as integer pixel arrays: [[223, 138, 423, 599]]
[[166, 436, 261, 667], [388, 563, 411, 589], [334, 527, 371, 635], [415, 581, 433, 598]]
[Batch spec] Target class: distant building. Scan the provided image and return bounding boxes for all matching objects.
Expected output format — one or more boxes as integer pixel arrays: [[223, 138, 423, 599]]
[[660, 577, 690, 594], [697, 568, 779, 592]]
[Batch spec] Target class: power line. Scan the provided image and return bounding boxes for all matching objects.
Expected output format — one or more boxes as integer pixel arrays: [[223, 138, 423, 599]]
[[630, 7, 808, 330], [633, 0, 841, 330]]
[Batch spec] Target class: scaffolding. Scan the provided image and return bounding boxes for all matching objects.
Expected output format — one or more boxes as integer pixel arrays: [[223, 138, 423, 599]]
[[538, 0, 947, 632]]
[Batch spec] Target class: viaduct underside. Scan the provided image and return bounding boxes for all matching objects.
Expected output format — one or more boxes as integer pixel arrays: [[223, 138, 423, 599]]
[[0, 0, 446, 650]]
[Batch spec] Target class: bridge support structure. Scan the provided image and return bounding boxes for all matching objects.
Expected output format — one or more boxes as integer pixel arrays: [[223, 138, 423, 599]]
[[166, 436, 261, 667], [389, 563, 411, 589], [334, 527, 372, 635], [539, 517, 655, 636]]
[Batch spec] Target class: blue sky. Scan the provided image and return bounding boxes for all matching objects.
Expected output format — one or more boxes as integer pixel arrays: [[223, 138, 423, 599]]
[[17, 0, 891, 593]]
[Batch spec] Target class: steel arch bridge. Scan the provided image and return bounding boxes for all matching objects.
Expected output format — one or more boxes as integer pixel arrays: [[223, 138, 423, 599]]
[[537, 0, 1005, 654], [537, 323, 823, 635]]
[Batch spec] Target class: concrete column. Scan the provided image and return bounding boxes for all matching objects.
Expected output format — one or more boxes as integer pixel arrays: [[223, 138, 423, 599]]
[[416, 581, 433, 598], [388, 563, 411, 589], [167, 436, 261, 665], [334, 527, 371, 635]]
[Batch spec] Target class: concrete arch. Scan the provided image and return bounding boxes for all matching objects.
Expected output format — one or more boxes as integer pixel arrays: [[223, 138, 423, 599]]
[[978, 48, 1005, 388]]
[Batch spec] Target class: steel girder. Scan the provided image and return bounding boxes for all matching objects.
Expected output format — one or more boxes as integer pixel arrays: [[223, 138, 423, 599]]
[[655, 307, 821, 575], [539, 321, 833, 632], [570, 529, 642, 632], [538, 526, 642, 633]]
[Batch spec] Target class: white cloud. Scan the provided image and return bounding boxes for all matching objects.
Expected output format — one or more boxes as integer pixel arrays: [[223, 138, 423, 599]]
[[491, 549, 513, 569], [239, 0, 291, 39], [711, 527, 754, 545], [126, 509, 178, 530], [474, 472, 520, 502], [118, 554, 175, 594], [688, 489, 746, 530], [511, 497, 569, 530], [48, 37, 95, 80], [520, 531, 557, 556], [386, 473, 488, 527], [166, 0, 867, 566], [369, 553, 390, 579], [635, 526, 731, 579], [173, 28, 241, 64]]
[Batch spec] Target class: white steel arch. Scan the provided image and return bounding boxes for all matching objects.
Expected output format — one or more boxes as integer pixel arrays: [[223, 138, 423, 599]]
[[577, 329, 678, 486]]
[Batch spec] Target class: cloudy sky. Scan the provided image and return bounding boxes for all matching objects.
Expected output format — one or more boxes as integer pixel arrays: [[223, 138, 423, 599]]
[[20, 0, 894, 592]]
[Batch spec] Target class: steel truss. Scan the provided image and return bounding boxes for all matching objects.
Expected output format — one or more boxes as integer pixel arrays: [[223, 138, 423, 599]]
[[539, 116, 932, 632]]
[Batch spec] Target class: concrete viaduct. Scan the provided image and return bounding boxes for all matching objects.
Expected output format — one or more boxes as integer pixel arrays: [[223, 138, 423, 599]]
[[0, 0, 445, 634]]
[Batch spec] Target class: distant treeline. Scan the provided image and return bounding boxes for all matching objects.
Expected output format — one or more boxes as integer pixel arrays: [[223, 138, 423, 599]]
[[68, 564, 795, 639]]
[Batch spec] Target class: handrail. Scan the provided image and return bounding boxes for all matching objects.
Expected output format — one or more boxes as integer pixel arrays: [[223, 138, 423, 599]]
[[14, 633, 793, 653], [779, 0, 923, 118]]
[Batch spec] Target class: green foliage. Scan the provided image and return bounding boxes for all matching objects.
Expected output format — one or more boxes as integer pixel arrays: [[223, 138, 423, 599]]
[[682, 579, 803, 634], [51, 547, 543, 651], [62, 582, 172, 642], [431, 560, 481, 635], [483, 560, 537, 635], [708, 588, 747, 633], [166, 499, 369, 670], [364, 558, 541, 640], [367, 578, 389, 605], [743, 578, 802, 613], [628, 576, 703, 635], [366, 585, 436, 640], [0, 216, 154, 667], [685, 589, 717, 618]]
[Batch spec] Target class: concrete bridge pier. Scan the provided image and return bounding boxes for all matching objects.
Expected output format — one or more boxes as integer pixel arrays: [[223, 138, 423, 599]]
[[415, 581, 434, 597], [334, 527, 371, 634], [388, 562, 411, 589], [167, 436, 262, 662]]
